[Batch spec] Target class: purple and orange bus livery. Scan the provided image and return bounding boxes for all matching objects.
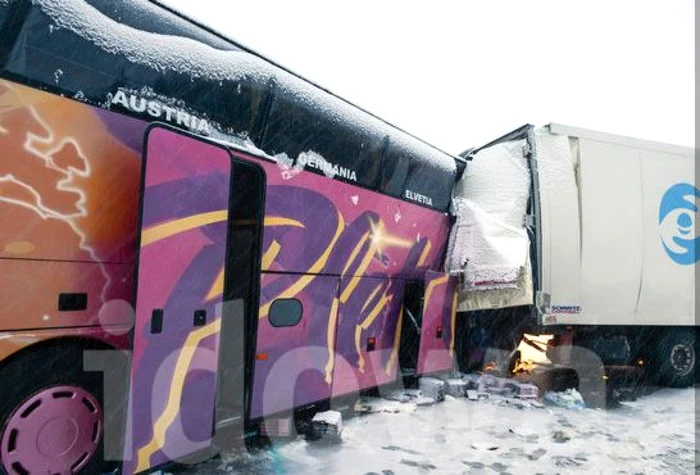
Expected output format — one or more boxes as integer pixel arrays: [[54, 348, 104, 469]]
[[0, 1, 465, 473]]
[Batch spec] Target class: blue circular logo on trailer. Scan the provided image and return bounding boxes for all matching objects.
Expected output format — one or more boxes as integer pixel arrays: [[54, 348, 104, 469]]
[[659, 183, 699, 265]]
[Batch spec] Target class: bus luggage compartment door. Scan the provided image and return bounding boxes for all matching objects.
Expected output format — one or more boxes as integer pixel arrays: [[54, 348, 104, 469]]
[[250, 274, 339, 420], [416, 271, 458, 375], [125, 126, 234, 473], [332, 276, 405, 398]]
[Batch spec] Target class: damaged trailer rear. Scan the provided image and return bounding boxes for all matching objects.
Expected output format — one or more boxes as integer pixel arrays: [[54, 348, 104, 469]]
[[447, 124, 697, 388]]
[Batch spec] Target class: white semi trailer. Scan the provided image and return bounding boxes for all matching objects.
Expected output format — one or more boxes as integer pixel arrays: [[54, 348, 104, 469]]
[[450, 124, 696, 387]]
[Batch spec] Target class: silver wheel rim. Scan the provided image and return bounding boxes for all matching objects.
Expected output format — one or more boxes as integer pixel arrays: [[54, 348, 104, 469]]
[[670, 343, 695, 377]]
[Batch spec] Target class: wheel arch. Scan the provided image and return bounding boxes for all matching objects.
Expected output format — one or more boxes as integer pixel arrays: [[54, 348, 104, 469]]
[[0, 333, 123, 371]]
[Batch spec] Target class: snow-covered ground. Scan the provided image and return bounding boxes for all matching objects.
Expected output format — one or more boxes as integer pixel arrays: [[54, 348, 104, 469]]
[[181, 387, 697, 474]]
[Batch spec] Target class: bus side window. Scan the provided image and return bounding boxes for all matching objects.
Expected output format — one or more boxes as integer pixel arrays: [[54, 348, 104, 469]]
[[404, 155, 455, 212], [3, 3, 267, 141], [269, 299, 303, 328], [379, 147, 409, 198], [0, 0, 21, 60], [260, 87, 384, 189]]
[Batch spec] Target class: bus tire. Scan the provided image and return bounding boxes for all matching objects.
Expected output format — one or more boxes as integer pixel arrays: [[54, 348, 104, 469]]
[[0, 344, 110, 475], [656, 329, 696, 388]]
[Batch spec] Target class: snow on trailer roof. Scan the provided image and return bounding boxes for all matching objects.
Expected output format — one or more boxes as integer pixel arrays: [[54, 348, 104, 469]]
[[462, 123, 694, 161], [33, 0, 462, 177], [546, 123, 693, 158]]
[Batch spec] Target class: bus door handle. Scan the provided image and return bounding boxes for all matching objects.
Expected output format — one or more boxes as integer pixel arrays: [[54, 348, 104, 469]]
[[366, 337, 376, 351], [193, 309, 207, 327], [436, 325, 443, 339], [150, 309, 164, 334]]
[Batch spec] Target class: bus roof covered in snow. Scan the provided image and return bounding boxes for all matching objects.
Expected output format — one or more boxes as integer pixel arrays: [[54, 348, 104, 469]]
[[0, 0, 464, 211]]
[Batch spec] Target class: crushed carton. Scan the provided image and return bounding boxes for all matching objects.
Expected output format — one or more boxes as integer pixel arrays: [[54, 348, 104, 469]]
[[460, 373, 483, 390], [480, 374, 509, 394], [419, 377, 446, 402], [505, 381, 540, 400], [309, 410, 343, 442], [444, 378, 467, 398]]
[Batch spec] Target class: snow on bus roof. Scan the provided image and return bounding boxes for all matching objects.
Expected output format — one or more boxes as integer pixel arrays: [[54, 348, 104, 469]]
[[35, 0, 457, 173]]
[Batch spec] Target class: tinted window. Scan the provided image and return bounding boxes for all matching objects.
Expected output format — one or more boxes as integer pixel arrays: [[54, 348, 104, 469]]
[[404, 154, 455, 212], [381, 139, 455, 211], [0, 0, 24, 67], [4, 3, 268, 140], [269, 299, 303, 328], [0, 0, 17, 28], [262, 87, 385, 188], [379, 146, 409, 198]]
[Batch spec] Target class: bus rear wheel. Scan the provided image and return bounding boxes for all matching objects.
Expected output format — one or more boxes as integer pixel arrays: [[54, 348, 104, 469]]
[[0, 345, 108, 475]]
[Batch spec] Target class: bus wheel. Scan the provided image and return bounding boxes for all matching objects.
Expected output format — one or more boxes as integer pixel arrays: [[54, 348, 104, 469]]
[[0, 346, 107, 474], [657, 329, 696, 388]]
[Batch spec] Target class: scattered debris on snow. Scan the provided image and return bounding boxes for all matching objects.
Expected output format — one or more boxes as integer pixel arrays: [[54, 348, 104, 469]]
[[442, 378, 467, 398], [183, 386, 697, 474], [418, 377, 446, 402], [552, 429, 572, 443], [505, 380, 540, 400], [308, 410, 343, 443], [543, 388, 586, 410], [471, 441, 500, 451], [354, 397, 417, 414]]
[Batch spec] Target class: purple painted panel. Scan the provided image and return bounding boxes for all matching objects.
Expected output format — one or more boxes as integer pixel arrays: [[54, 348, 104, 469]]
[[124, 128, 231, 474], [331, 277, 404, 398], [250, 274, 339, 419], [241, 156, 452, 409], [230, 150, 451, 281], [416, 271, 458, 375]]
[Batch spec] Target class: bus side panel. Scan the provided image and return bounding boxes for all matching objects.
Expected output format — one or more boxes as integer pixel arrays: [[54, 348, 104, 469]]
[[0, 80, 144, 338], [0, 259, 134, 331], [0, 80, 142, 264], [250, 274, 338, 420], [331, 276, 404, 398], [249, 156, 451, 280], [416, 272, 457, 375]]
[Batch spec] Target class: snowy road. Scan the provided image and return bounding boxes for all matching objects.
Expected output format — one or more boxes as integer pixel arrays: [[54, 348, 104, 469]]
[[180, 387, 697, 474]]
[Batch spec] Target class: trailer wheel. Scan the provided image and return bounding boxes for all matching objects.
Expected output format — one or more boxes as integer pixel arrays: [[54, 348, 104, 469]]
[[657, 329, 696, 388], [0, 345, 110, 475]]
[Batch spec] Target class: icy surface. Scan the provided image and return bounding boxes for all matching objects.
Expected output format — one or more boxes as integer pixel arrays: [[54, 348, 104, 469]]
[[183, 387, 697, 474]]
